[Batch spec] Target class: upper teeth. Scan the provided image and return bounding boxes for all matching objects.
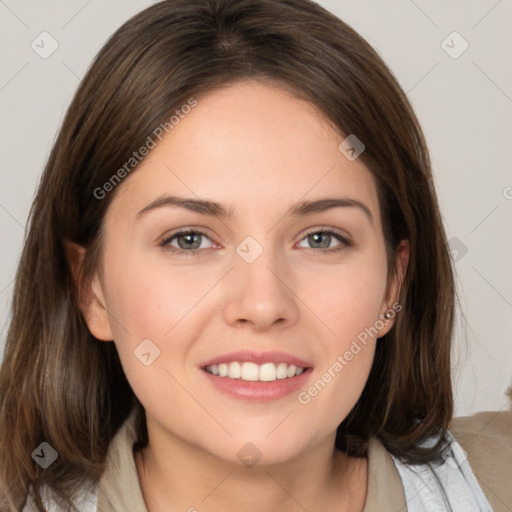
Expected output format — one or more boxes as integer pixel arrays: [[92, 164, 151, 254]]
[[205, 362, 305, 382]]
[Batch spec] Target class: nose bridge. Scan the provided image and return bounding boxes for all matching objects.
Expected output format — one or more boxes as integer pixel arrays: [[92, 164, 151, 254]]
[[222, 233, 299, 329], [235, 233, 286, 296]]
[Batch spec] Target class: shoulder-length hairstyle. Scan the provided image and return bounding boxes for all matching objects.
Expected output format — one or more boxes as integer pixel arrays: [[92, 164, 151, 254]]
[[0, 0, 456, 509]]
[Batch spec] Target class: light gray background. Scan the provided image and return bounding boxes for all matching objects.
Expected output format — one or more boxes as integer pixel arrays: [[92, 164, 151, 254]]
[[1, 0, 511, 417]]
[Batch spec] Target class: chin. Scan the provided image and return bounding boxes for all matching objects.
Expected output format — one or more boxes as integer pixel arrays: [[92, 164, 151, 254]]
[[201, 432, 310, 468]]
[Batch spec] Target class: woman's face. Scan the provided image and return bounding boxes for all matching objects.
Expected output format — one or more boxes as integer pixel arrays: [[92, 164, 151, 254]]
[[83, 80, 408, 465]]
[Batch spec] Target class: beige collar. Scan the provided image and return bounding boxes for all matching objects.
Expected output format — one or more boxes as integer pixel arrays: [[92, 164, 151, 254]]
[[362, 437, 407, 511], [98, 407, 406, 511]]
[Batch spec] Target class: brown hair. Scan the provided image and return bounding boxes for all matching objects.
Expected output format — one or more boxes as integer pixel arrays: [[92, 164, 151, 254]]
[[0, 0, 456, 509]]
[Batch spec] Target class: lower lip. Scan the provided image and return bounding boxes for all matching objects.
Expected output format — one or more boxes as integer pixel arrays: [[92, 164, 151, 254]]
[[201, 367, 312, 402]]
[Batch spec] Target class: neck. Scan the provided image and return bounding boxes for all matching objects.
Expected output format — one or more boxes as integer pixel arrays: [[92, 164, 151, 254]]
[[134, 419, 368, 512]]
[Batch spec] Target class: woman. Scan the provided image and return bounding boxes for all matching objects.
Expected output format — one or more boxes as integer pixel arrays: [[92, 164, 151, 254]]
[[0, 0, 510, 511]]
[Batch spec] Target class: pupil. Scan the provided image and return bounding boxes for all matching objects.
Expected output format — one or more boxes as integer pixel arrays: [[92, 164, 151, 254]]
[[311, 233, 329, 248], [181, 233, 199, 249]]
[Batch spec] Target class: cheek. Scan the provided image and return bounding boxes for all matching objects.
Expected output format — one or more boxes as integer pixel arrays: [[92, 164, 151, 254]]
[[99, 246, 208, 410], [299, 269, 383, 429], [309, 251, 389, 345], [102, 243, 208, 338], [299, 249, 387, 413]]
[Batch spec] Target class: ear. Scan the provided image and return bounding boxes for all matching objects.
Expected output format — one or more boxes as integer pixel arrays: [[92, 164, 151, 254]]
[[64, 240, 114, 341], [377, 239, 409, 338]]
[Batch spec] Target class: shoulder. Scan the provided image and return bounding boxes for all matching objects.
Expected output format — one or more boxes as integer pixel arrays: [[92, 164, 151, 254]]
[[23, 482, 98, 512], [387, 426, 496, 512], [449, 407, 512, 511]]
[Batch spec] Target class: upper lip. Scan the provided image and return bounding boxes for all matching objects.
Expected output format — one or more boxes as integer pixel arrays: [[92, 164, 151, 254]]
[[199, 349, 313, 369]]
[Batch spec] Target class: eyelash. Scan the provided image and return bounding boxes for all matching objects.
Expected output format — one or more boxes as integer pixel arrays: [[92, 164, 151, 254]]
[[158, 227, 352, 257]]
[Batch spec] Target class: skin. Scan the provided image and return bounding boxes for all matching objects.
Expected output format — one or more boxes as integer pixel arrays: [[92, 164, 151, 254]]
[[75, 79, 409, 512]]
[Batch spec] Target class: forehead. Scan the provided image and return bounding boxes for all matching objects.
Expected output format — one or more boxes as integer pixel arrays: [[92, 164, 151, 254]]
[[110, 80, 380, 225]]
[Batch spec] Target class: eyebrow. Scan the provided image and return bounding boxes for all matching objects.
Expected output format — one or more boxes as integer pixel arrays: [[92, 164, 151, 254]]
[[136, 195, 374, 225]]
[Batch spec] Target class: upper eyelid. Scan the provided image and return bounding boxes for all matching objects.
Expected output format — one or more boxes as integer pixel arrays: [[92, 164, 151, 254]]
[[301, 225, 350, 239], [160, 227, 216, 244]]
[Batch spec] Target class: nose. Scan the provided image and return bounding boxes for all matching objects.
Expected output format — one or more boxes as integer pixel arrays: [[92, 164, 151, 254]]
[[222, 245, 300, 332]]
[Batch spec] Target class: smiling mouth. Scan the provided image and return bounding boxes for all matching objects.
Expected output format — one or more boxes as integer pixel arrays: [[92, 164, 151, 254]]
[[203, 361, 308, 382]]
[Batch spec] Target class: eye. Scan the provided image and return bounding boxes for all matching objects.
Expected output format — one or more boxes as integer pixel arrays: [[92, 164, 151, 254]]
[[159, 227, 352, 257], [159, 229, 214, 256], [297, 228, 351, 254]]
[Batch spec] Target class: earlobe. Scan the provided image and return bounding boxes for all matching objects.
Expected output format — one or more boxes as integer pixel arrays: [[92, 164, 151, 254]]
[[85, 273, 115, 341], [64, 240, 114, 342]]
